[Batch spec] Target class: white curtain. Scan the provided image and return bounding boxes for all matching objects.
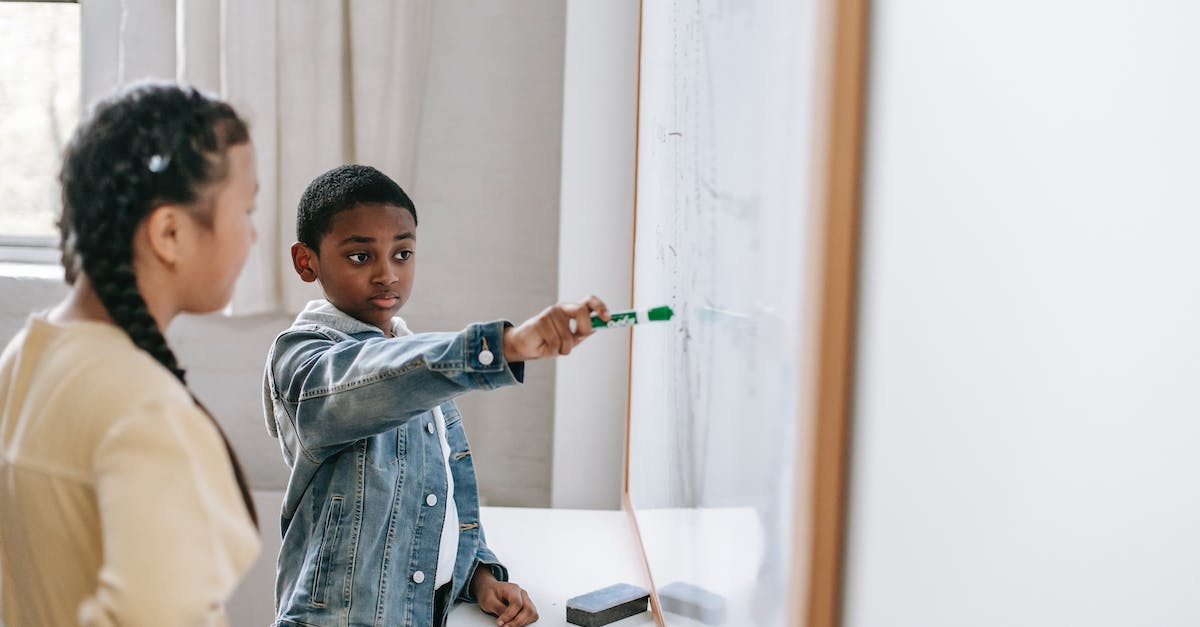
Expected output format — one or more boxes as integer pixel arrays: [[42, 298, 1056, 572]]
[[81, 0, 434, 314]]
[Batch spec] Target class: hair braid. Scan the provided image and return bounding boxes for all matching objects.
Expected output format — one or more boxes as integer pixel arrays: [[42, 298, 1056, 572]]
[[59, 82, 257, 526], [83, 227, 186, 380]]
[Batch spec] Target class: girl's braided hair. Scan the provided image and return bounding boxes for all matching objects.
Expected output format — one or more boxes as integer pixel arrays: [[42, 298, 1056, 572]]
[[59, 82, 257, 526]]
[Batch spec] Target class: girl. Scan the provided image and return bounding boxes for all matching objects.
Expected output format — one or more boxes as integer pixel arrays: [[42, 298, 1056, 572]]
[[0, 83, 260, 625]]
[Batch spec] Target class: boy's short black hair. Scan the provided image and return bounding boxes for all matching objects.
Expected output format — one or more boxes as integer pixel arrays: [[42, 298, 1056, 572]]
[[296, 164, 417, 252]]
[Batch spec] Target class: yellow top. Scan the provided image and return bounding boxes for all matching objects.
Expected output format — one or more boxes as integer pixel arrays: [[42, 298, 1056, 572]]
[[0, 315, 260, 626]]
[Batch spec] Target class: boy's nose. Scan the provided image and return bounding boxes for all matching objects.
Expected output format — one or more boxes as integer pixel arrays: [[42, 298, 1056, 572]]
[[372, 260, 398, 285]]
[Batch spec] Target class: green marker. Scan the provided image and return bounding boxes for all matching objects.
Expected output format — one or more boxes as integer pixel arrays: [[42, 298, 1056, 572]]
[[590, 305, 674, 328]]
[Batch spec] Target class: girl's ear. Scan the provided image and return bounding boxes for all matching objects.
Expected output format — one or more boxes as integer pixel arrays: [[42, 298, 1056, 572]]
[[291, 242, 320, 283], [142, 205, 189, 268]]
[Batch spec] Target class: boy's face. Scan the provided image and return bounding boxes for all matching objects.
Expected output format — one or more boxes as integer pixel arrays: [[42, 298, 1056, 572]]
[[291, 202, 417, 335]]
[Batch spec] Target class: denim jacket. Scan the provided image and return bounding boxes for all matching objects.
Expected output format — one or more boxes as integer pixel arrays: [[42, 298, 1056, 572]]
[[263, 300, 524, 627]]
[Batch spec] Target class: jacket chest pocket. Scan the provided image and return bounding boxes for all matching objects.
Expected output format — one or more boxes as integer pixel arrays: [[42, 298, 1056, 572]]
[[368, 428, 407, 469]]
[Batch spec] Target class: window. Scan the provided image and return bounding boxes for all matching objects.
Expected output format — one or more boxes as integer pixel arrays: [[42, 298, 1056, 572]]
[[0, 0, 79, 265]]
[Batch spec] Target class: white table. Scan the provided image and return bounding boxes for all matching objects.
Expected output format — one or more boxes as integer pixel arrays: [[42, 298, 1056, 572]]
[[231, 495, 658, 626], [231, 494, 764, 626], [447, 507, 656, 627]]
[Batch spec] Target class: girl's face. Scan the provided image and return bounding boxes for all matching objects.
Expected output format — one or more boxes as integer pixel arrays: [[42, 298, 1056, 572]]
[[180, 142, 259, 312]]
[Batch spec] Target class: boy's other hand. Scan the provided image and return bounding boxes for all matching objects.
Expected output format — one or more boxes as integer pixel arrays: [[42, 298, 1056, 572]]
[[472, 567, 539, 626], [502, 295, 610, 361]]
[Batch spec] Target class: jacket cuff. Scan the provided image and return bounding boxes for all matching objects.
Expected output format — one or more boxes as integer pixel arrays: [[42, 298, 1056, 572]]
[[466, 321, 524, 387], [459, 559, 510, 604]]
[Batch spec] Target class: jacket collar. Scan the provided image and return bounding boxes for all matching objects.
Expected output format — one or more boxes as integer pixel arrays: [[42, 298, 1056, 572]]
[[294, 299, 413, 337]]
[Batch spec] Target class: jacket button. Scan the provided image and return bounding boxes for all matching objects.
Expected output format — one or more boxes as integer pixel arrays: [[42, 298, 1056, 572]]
[[413, 570, 425, 584], [427, 493, 438, 506], [426, 422, 435, 434], [478, 349, 494, 366]]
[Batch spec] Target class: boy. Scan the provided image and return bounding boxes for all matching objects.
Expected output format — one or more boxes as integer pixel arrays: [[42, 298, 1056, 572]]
[[263, 164, 609, 627]]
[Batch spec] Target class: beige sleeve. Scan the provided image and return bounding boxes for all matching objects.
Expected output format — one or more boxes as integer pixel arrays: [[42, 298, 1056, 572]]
[[77, 395, 260, 627]]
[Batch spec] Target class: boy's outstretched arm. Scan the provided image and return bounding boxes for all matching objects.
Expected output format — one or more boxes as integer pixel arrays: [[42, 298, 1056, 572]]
[[270, 321, 520, 456], [504, 295, 610, 360], [269, 296, 610, 459]]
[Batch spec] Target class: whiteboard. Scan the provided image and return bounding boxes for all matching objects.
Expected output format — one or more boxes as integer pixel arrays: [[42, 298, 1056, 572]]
[[626, 1, 820, 624]]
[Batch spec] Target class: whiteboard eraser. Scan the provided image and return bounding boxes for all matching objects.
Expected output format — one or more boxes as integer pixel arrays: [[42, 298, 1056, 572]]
[[658, 581, 727, 625], [566, 582, 649, 626]]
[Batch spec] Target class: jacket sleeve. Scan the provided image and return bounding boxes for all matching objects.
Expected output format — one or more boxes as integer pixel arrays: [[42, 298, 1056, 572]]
[[77, 396, 260, 627], [458, 533, 510, 604], [270, 321, 523, 460]]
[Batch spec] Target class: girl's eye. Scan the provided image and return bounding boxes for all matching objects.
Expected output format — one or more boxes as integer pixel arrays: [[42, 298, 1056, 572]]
[[348, 253, 369, 264], [395, 250, 413, 261]]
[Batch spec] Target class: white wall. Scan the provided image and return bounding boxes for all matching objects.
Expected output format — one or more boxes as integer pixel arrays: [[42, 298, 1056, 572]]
[[225, 489, 285, 625], [0, 275, 67, 337], [408, 0, 567, 507], [845, 3, 1200, 626], [551, 0, 639, 510]]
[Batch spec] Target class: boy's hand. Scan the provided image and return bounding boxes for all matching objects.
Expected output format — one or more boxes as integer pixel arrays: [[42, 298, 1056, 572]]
[[502, 295, 610, 362], [472, 566, 539, 627]]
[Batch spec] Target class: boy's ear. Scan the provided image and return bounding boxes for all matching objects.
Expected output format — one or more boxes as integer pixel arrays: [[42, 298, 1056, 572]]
[[291, 242, 320, 283]]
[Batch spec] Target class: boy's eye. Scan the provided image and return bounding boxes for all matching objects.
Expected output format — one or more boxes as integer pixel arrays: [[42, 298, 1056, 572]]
[[395, 250, 413, 262], [347, 253, 369, 264]]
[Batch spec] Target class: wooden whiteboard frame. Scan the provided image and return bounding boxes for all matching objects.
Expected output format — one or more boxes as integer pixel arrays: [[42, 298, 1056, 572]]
[[621, 0, 869, 626], [623, 3, 664, 624], [791, 0, 869, 625]]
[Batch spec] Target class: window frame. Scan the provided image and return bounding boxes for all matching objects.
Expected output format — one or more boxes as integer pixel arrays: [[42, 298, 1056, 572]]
[[0, 235, 60, 264], [0, 0, 79, 268]]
